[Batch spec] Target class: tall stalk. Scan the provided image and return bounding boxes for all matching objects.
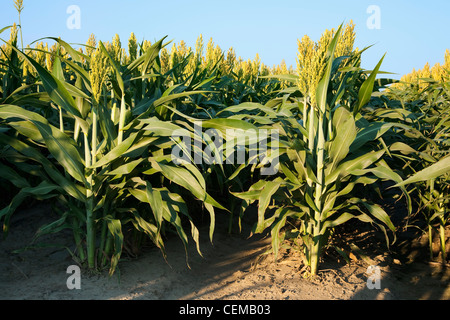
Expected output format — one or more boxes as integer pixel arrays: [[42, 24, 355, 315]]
[[310, 109, 326, 275], [439, 222, 446, 262], [14, 0, 24, 50], [83, 131, 95, 269], [117, 94, 126, 144], [86, 43, 106, 269]]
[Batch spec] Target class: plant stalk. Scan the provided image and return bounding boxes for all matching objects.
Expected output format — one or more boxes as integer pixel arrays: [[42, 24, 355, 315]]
[[18, 10, 23, 51], [111, 89, 116, 122], [310, 109, 326, 276], [86, 186, 95, 269], [428, 224, 434, 260], [92, 106, 98, 165], [117, 94, 126, 144], [83, 132, 96, 269], [99, 201, 110, 267], [439, 222, 446, 262], [59, 106, 64, 132], [71, 214, 86, 262]]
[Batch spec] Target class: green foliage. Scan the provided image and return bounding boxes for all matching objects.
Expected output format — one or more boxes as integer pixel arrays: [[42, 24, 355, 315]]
[[0, 18, 448, 278]]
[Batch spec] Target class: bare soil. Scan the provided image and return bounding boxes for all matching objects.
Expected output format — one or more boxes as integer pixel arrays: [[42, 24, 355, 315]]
[[0, 203, 449, 300]]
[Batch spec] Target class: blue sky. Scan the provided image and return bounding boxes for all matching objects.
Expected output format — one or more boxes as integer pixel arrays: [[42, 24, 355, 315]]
[[1, 0, 448, 79]]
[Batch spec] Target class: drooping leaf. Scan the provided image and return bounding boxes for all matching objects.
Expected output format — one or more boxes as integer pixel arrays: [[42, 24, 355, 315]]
[[7, 44, 89, 133], [145, 181, 164, 242], [104, 216, 124, 277], [256, 179, 283, 233], [32, 120, 86, 184], [394, 156, 450, 187], [326, 150, 385, 185], [349, 122, 395, 153], [0, 133, 86, 202], [1, 181, 59, 236], [151, 161, 205, 201], [90, 132, 139, 168]]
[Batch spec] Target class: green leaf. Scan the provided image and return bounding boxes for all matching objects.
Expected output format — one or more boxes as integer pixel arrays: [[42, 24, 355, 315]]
[[354, 53, 386, 116], [33, 213, 71, 241], [0, 105, 86, 184], [304, 191, 320, 213], [52, 52, 65, 81], [40, 37, 87, 64], [217, 102, 277, 118], [90, 132, 139, 168], [5, 120, 45, 144], [104, 216, 124, 277], [280, 163, 301, 185], [151, 161, 206, 200], [204, 202, 216, 243], [1, 181, 59, 235], [326, 150, 385, 185], [0, 25, 13, 36], [141, 117, 191, 137], [99, 40, 124, 93], [349, 122, 394, 153], [393, 156, 450, 187], [0, 162, 30, 188], [259, 74, 299, 83], [8, 44, 89, 134], [328, 107, 357, 172], [368, 163, 412, 214], [125, 201, 162, 248], [388, 142, 417, 155], [230, 187, 264, 202], [106, 159, 144, 176], [320, 212, 355, 234], [32, 120, 86, 184], [0, 133, 86, 202], [256, 180, 282, 233], [360, 201, 395, 234], [160, 189, 201, 260], [145, 182, 164, 243], [153, 90, 208, 108], [22, 180, 60, 196], [126, 36, 166, 76], [0, 104, 49, 127], [316, 24, 343, 114], [201, 118, 259, 135], [270, 208, 291, 259]]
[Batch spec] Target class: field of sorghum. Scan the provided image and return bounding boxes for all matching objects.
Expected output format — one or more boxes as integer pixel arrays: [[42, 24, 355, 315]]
[[0, 4, 448, 278]]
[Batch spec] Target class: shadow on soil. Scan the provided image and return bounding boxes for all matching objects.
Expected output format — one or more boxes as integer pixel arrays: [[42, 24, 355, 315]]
[[1, 201, 448, 300], [333, 212, 450, 300]]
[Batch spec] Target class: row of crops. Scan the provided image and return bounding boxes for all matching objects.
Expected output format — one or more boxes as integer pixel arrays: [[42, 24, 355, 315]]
[[0, 17, 448, 277]]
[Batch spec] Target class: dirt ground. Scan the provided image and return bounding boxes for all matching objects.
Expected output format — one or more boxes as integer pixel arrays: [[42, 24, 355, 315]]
[[0, 203, 449, 300]]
